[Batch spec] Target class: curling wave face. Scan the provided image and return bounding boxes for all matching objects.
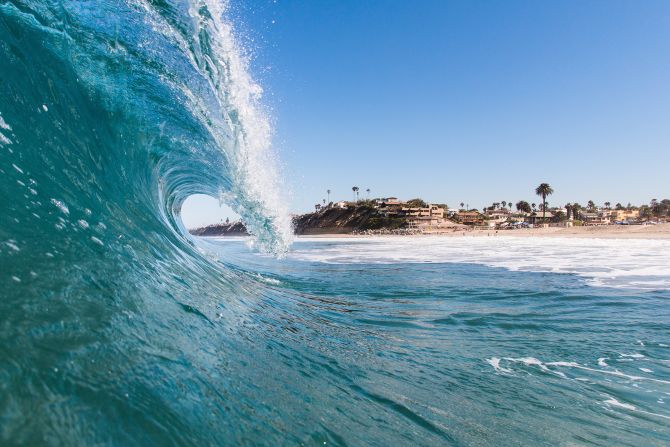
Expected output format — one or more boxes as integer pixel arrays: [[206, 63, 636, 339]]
[[0, 1, 295, 443], [0, 0, 292, 257]]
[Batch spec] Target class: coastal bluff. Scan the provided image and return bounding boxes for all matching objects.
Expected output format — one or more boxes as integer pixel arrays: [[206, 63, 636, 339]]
[[189, 204, 410, 236]]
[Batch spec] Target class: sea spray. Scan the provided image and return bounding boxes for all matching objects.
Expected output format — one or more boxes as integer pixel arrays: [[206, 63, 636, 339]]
[[133, 0, 293, 254], [184, 0, 294, 254]]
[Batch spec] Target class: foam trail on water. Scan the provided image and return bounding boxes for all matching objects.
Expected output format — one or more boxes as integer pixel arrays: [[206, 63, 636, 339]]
[[288, 236, 670, 289]]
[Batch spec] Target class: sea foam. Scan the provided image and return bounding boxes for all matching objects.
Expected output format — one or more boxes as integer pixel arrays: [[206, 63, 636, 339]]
[[289, 236, 670, 290]]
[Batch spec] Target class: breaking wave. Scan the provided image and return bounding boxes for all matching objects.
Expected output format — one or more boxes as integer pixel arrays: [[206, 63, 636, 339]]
[[0, 2, 295, 442], [0, 0, 292, 259]]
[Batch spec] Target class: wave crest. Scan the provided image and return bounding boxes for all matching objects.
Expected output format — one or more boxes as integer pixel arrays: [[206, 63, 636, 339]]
[[0, 0, 292, 255]]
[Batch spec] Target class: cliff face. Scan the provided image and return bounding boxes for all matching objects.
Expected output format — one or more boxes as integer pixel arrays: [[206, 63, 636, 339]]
[[293, 205, 405, 234], [188, 205, 407, 236], [189, 221, 248, 236]]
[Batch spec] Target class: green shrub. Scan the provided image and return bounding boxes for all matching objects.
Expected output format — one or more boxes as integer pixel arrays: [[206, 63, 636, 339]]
[[361, 217, 405, 230]]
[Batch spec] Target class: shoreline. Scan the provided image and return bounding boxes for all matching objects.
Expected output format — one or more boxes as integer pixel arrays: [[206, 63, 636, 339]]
[[197, 223, 670, 241], [301, 223, 670, 240]]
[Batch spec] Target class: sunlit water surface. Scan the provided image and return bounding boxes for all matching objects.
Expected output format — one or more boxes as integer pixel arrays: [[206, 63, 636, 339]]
[[189, 236, 670, 446]]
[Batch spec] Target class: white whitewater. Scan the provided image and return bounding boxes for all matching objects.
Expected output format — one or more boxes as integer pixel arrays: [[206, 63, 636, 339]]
[[288, 236, 670, 289]]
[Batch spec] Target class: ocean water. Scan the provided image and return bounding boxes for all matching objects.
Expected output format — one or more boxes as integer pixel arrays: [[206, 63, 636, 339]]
[[1, 0, 670, 445], [196, 236, 670, 446]]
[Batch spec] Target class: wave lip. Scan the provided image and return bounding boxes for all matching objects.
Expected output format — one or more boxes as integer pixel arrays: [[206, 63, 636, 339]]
[[174, 0, 294, 254]]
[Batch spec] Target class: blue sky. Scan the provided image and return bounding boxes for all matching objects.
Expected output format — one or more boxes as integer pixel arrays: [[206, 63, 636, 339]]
[[183, 0, 670, 227]]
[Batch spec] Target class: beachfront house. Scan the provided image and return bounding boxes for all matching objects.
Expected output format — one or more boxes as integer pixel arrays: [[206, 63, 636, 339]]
[[428, 205, 445, 219], [508, 212, 528, 223], [401, 207, 421, 217], [611, 209, 640, 222], [581, 212, 611, 225], [376, 197, 402, 205], [456, 210, 485, 226], [377, 197, 406, 216], [402, 205, 444, 218], [405, 205, 446, 230], [406, 215, 443, 229], [526, 211, 554, 225], [485, 208, 511, 227]]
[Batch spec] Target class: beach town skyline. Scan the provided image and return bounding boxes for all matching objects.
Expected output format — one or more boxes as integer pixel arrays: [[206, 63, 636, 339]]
[[182, 187, 670, 229]]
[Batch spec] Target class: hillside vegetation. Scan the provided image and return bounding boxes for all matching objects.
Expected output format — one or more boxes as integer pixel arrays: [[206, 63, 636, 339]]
[[189, 203, 409, 236]]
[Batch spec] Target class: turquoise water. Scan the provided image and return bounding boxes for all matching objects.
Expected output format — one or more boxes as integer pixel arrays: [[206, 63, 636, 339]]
[[198, 236, 670, 446], [5, 232, 670, 446], [1, 0, 670, 445]]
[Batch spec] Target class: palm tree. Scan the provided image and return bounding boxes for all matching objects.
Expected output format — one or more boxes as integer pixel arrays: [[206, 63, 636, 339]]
[[532, 203, 536, 211], [315, 204, 321, 212], [352, 186, 359, 202], [460, 202, 465, 210], [587, 200, 595, 210], [501, 201, 507, 210], [327, 189, 331, 204], [572, 203, 582, 220], [366, 188, 370, 200], [535, 183, 554, 222], [604, 201, 611, 209], [516, 201, 531, 213]]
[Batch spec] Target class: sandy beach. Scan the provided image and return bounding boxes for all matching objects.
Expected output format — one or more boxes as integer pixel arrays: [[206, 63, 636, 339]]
[[302, 223, 670, 240]]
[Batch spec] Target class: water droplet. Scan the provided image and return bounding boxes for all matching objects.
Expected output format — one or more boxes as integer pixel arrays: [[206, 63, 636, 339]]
[[50, 199, 69, 215]]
